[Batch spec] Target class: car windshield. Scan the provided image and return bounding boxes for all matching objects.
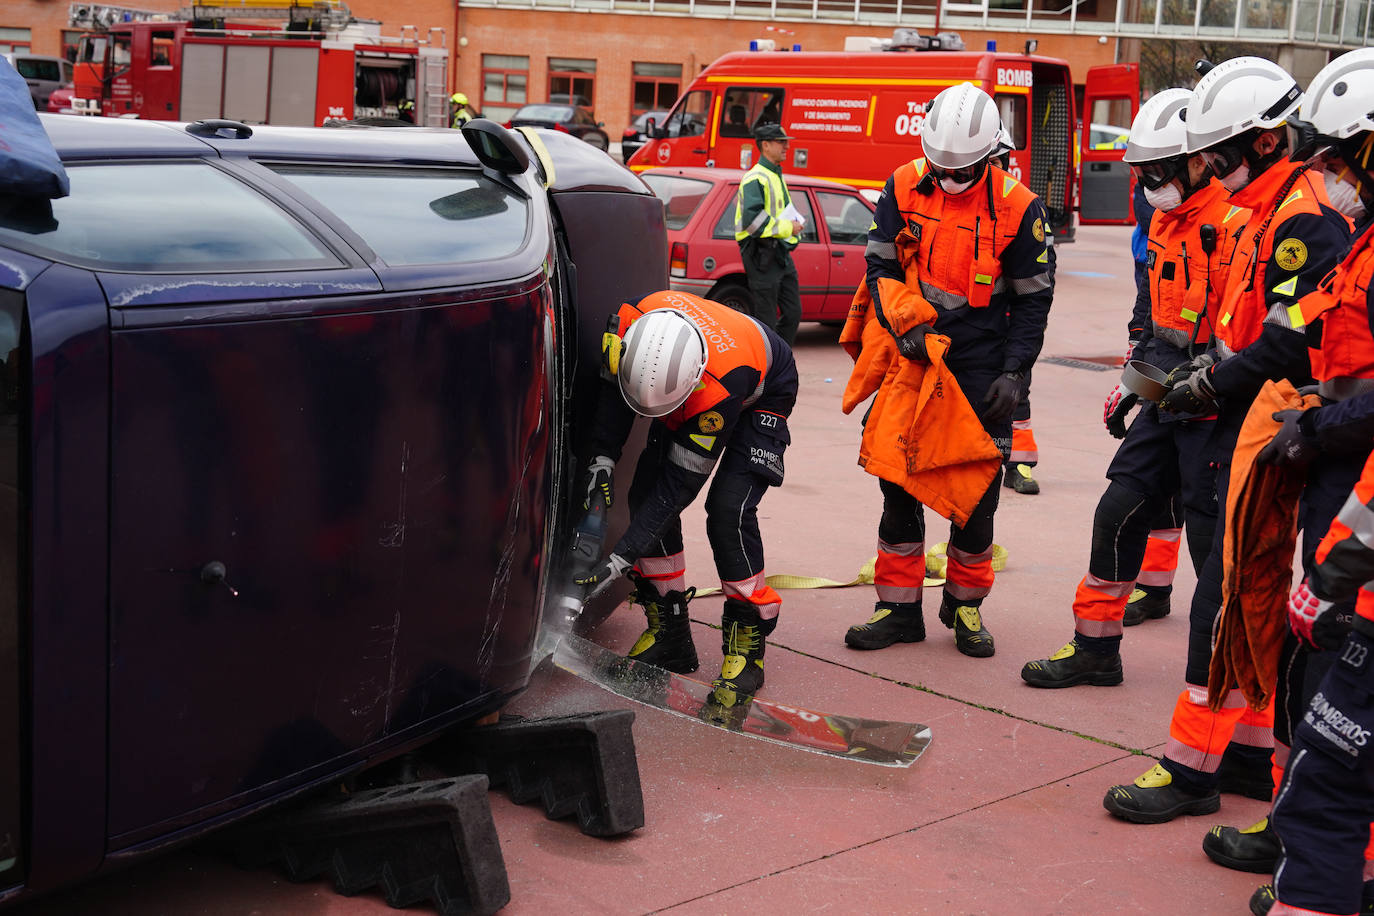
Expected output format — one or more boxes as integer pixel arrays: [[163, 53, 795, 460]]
[[640, 174, 712, 231], [514, 105, 573, 122]]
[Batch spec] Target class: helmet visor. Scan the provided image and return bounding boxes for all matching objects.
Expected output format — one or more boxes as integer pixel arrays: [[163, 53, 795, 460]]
[[1132, 155, 1188, 191], [1286, 117, 1337, 163], [1199, 140, 1247, 179]]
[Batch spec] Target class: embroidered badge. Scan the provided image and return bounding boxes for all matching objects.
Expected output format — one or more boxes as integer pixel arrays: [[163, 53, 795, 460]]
[[699, 411, 725, 433], [1032, 218, 1044, 243], [1274, 238, 1308, 271]]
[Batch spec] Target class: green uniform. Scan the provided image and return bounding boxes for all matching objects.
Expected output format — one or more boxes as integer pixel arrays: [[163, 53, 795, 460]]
[[734, 158, 801, 344]]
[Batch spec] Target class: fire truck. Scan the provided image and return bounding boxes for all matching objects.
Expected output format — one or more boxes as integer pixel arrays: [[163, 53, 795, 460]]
[[626, 32, 1140, 238], [69, 1, 449, 127]]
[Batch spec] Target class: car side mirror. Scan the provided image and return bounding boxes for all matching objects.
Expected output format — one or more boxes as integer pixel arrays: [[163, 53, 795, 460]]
[[645, 118, 656, 135], [652, 125, 667, 139], [597, 121, 604, 128]]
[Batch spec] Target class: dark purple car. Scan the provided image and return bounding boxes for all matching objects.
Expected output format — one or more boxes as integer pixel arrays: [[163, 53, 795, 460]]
[[505, 103, 610, 152], [0, 114, 665, 904]]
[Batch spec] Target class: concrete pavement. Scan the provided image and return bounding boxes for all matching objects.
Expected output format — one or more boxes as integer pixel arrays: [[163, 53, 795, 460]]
[[12, 224, 1270, 915]]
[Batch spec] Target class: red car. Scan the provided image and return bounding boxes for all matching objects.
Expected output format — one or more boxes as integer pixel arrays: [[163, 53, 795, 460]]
[[638, 166, 875, 324]]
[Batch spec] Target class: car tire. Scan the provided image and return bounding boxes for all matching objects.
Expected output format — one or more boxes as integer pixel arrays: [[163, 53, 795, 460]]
[[709, 280, 755, 316], [583, 130, 609, 151]]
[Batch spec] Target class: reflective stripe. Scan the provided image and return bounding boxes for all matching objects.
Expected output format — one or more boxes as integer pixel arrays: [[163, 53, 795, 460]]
[[1153, 325, 1195, 349], [1318, 376, 1374, 401], [1149, 527, 1183, 543], [745, 211, 769, 235], [919, 278, 969, 311], [944, 580, 991, 600], [1335, 488, 1374, 550], [637, 552, 686, 577], [1010, 272, 1052, 295], [1136, 569, 1175, 587], [1179, 308, 1199, 323], [878, 538, 924, 557], [722, 571, 767, 599], [669, 441, 716, 474], [1216, 337, 1237, 360], [1261, 300, 1305, 330], [876, 584, 924, 603], [1231, 721, 1275, 748], [1076, 617, 1124, 638], [1083, 573, 1135, 599], [742, 316, 773, 407], [1164, 737, 1223, 772], [866, 240, 897, 259]]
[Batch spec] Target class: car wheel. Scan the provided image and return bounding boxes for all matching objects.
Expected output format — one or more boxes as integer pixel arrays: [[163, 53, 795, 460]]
[[584, 130, 609, 151], [709, 280, 755, 316]]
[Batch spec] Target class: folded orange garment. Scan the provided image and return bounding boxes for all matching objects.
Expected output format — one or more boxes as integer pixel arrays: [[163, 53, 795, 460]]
[[1209, 378, 1321, 712]]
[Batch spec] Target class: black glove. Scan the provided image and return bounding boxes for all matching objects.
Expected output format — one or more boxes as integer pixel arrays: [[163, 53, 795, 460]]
[[582, 455, 615, 511], [894, 323, 935, 362], [1159, 364, 1219, 415], [1103, 383, 1139, 440], [1256, 409, 1320, 467], [983, 371, 1023, 424], [574, 553, 631, 599]]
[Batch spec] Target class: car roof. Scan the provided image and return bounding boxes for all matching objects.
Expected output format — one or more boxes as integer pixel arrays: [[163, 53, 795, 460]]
[[639, 165, 856, 192]]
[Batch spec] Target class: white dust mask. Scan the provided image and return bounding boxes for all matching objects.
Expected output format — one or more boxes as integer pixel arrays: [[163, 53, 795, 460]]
[[1219, 162, 1251, 193], [1143, 183, 1183, 212], [1324, 170, 1368, 221]]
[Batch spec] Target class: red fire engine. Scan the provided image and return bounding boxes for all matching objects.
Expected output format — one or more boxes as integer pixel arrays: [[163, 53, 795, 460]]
[[627, 32, 1140, 236], [70, 1, 449, 127]]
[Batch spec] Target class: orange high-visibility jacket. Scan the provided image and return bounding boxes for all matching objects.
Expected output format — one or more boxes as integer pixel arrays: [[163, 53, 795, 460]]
[[1210, 378, 1322, 711], [839, 284, 1003, 527]]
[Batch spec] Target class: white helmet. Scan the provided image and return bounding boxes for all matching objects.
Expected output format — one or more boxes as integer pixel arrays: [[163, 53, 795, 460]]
[[992, 125, 1014, 158], [617, 308, 708, 417], [1185, 57, 1303, 153], [1123, 88, 1192, 164], [920, 82, 1001, 170], [1292, 48, 1374, 148]]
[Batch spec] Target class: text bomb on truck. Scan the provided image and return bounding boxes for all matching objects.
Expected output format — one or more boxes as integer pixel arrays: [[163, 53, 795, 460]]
[[626, 35, 1140, 238]]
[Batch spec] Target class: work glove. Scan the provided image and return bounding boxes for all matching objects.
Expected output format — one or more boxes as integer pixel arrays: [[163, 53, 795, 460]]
[[1159, 364, 1219, 415], [1124, 336, 1143, 364], [582, 455, 615, 511], [574, 553, 632, 600], [1162, 351, 1217, 390], [1256, 409, 1320, 468], [983, 371, 1023, 424], [1288, 578, 1352, 651], [1103, 383, 1139, 440], [893, 323, 935, 362]]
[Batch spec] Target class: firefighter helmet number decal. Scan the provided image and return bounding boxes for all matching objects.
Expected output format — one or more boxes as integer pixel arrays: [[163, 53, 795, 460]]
[[699, 411, 725, 433], [1275, 238, 1308, 271], [1032, 218, 1044, 243]]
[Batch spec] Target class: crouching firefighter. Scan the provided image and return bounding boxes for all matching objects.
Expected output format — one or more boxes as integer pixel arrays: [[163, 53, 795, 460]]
[[575, 290, 799, 704], [840, 82, 1055, 658]]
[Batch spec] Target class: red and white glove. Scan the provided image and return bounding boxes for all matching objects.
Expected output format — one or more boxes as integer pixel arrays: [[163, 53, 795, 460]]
[[1103, 383, 1139, 440], [1288, 578, 1334, 650]]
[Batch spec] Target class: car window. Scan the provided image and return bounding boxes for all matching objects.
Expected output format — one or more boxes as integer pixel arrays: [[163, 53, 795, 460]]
[[16, 59, 60, 82], [640, 174, 712, 231], [664, 90, 709, 139], [516, 105, 573, 121], [816, 190, 874, 245], [270, 166, 530, 267], [0, 162, 340, 272], [719, 87, 785, 139], [712, 185, 817, 244]]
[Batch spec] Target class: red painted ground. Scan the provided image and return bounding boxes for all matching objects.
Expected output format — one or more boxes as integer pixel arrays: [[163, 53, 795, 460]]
[[11, 224, 1272, 915]]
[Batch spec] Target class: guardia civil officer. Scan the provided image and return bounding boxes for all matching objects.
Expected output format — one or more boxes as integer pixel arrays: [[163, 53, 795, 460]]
[[735, 123, 803, 345]]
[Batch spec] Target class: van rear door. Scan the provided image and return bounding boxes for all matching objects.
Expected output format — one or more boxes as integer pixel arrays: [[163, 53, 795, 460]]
[[1079, 63, 1139, 225]]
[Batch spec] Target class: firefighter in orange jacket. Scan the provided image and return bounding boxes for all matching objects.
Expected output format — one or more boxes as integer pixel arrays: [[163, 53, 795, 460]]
[[1217, 54, 1374, 901], [841, 83, 1054, 658], [1100, 57, 1353, 839], [1022, 89, 1245, 687], [575, 291, 798, 704]]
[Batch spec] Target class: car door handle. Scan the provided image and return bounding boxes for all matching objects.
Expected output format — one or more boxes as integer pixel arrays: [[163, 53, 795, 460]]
[[831, 251, 846, 258], [692, 147, 707, 154]]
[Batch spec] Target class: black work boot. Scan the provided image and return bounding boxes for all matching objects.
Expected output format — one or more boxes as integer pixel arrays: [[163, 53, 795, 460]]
[[711, 600, 767, 706], [1103, 763, 1221, 824], [845, 602, 925, 650], [1003, 462, 1041, 494], [1202, 816, 1280, 873], [1249, 884, 1276, 916], [1123, 586, 1171, 626], [625, 583, 699, 674], [939, 599, 995, 657], [1021, 640, 1123, 687]]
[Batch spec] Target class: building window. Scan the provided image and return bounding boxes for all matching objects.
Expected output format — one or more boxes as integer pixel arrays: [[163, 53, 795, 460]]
[[631, 62, 682, 116], [0, 27, 31, 55], [548, 57, 595, 108], [62, 30, 85, 62], [481, 54, 528, 122]]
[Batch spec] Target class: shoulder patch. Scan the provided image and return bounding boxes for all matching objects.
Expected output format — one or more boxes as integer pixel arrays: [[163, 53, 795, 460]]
[[698, 411, 725, 433], [1032, 218, 1044, 243], [1002, 175, 1017, 197], [1274, 238, 1308, 272], [1272, 275, 1299, 297], [1225, 205, 1245, 223], [689, 433, 717, 450]]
